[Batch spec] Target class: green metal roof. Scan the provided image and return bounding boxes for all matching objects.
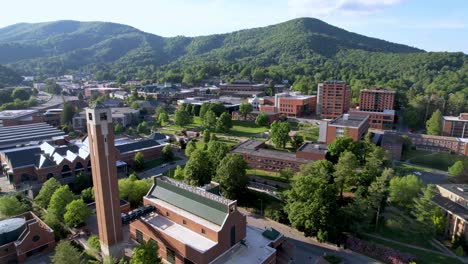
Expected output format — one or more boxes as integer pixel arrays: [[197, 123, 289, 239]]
[[150, 178, 229, 226], [262, 228, 281, 240]]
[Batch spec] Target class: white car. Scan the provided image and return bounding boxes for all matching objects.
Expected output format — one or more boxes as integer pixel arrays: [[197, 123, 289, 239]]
[[414, 171, 422, 176]]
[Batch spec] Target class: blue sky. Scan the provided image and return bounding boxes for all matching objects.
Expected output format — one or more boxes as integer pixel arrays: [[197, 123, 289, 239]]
[[1, 0, 467, 53]]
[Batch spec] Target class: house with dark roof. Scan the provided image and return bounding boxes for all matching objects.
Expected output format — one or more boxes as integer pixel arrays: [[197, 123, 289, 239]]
[[130, 176, 284, 264]]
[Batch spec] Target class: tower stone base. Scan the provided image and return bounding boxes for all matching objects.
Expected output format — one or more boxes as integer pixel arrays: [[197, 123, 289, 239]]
[[101, 241, 124, 259]]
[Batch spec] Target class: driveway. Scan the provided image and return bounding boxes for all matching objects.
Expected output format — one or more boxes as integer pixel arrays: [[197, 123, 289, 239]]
[[241, 209, 380, 264]]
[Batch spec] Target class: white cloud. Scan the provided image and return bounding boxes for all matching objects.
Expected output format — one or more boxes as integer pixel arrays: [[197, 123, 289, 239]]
[[288, 0, 403, 17]]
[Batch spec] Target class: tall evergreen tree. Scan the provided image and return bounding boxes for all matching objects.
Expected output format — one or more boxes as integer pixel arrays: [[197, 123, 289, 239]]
[[426, 109, 442, 135]]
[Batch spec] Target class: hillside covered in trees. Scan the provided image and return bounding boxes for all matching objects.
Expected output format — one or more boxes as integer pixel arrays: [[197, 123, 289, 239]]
[[0, 65, 22, 88]]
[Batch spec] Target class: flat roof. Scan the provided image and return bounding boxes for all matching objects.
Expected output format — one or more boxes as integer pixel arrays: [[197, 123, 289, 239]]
[[141, 213, 217, 253], [443, 115, 468, 122], [0, 123, 65, 149], [360, 88, 396, 94], [297, 142, 328, 154], [329, 114, 369, 128], [231, 140, 310, 163], [350, 109, 395, 115], [437, 184, 468, 201], [0, 110, 37, 119], [211, 226, 276, 264]]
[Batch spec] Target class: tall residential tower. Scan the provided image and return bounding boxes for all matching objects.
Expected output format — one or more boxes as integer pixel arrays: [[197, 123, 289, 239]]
[[86, 104, 123, 257], [317, 81, 351, 119]]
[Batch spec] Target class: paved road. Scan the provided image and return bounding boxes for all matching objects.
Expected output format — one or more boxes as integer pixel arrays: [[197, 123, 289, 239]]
[[241, 209, 380, 264], [137, 157, 187, 179]]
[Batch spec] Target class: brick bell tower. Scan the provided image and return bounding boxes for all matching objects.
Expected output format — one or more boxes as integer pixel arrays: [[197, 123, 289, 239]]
[[86, 103, 123, 257]]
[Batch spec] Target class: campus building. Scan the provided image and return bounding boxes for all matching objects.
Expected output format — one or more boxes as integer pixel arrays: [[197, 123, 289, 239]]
[[258, 92, 317, 117], [129, 176, 284, 264], [317, 81, 351, 119], [230, 140, 327, 172], [359, 87, 396, 112], [0, 123, 65, 150], [349, 109, 395, 130], [73, 107, 140, 131], [0, 110, 44, 127], [442, 113, 468, 138], [218, 81, 266, 97], [0, 212, 55, 263], [433, 184, 468, 239], [318, 114, 370, 144], [0, 134, 167, 190]]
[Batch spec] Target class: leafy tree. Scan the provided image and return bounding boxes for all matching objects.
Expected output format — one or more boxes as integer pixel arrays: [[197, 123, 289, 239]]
[[81, 187, 94, 203], [411, 185, 440, 237], [131, 101, 139, 109], [209, 103, 226, 117], [333, 151, 358, 199], [279, 168, 294, 181], [203, 110, 217, 130], [173, 165, 185, 181], [11, 87, 30, 101], [137, 121, 148, 134], [61, 102, 75, 125], [114, 122, 124, 134], [327, 137, 356, 160], [0, 195, 30, 216], [426, 109, 442, 135], [285, 169, 338, 240], [203, 129, 211, 144], [403, 109, 420, 129], [366, 168, 393, 230], [389, 175, 423, 209], [184, 150, 212, 186], [361, 146, 389, 186], [185, 140, 197, 157], [174, 108, 192, 127], [35, 177, 61, 208], [72, 172, 92, 193], [216, 112, 232, 132], [51, 241, 82, 264], [270, 121, 290, 148], [199, 103, 211, 119], [215, 154, 248, 199], [255, 112, 269, 126], [87, 235, 101, 252], [291, 134, 304, 149], [130, 239, 161, 264], [45, 81, 62, 95], [162, 145, 174, 161], [157, 111, 169, 126], [207, 140, 230, 165], [118, 178, 152, 207], [449, 161, 465, 177], [64, 199, 91, 227], [48, 185, 75, 220], [239, 103, 253, 119], [299, 160, 335, 183], [133, 152, 145, 171]]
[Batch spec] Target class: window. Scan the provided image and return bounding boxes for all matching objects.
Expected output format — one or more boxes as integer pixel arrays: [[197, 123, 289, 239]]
[[136, 229, 143, 243], [201, 228, 206, 234], [166, 212, 170, 217], [32, 235, 40, 242], [167, 248, 176, 264], [88, 113, 93, 120], [100, 112, 107, 121], [183, 219, 186, 225]]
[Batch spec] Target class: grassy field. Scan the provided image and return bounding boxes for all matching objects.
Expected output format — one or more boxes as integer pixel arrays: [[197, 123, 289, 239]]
[[225, 120, 268, 138], [393, 161, 436, 175], [402, 149, 468, 171], [246, 169, 290, 183], [237, 189, 284, 214], [364, 235, 463, 264]]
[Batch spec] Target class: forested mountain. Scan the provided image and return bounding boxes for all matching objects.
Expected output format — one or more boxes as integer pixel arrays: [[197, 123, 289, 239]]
[[0, 65, 22, 88], [0, 18, 422, 76]]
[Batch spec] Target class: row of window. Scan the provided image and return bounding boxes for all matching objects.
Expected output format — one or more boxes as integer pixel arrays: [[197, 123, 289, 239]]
[[165, 211, 206, 234]]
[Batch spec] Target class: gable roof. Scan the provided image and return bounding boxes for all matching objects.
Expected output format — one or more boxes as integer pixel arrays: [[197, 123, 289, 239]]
[[115, 139, 160, 154], [149, 177, 231, 226]]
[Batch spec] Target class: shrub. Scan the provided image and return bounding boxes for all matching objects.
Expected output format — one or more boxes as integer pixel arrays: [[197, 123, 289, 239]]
[[346, 236, 416, 264], [88, 235, 101, 252], [324, 254, 342, 264]]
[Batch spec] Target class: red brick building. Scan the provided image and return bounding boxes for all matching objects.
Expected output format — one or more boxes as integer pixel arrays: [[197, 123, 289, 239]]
[[349, 109, 395, 130], [218, 81, 266, 97], [0, 110, 44, 127], [0, 212, 55, 263], [317, 81, 351, 119], [359, 87, 396, 112], [231, 111, 280, 124], [319, 114, 370, 144], [130, 176, 283, 264], [230, 140, 327, 172], [258, 92, 317, 117], [443, 113, 468, 138]]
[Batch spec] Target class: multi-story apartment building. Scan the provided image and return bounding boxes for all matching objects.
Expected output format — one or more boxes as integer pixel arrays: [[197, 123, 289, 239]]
[[258, 92, 317, 117], [443, 113, 468, 138], [359, 87, 396, 112], [349, 109, 395, 130], [318, 114, 370, 144], [130, 176, 284, 264], [434, 184, 468, 238], [231, 140, 327, 172], [317, 81, 351, 119]]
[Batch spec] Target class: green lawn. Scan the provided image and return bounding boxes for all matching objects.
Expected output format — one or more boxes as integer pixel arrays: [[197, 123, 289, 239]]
[[402, 149, 468, 171], [247, 169, 290, 183], [364, 235, 463, 264], [238, 189, 284, 215], [393, 161, 436, 175], [224, 120, 268, 138], [143, 157, 181, 170]]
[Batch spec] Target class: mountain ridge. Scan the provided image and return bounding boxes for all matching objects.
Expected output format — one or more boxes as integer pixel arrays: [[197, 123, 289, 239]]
[[0, 17, 425, 75]]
